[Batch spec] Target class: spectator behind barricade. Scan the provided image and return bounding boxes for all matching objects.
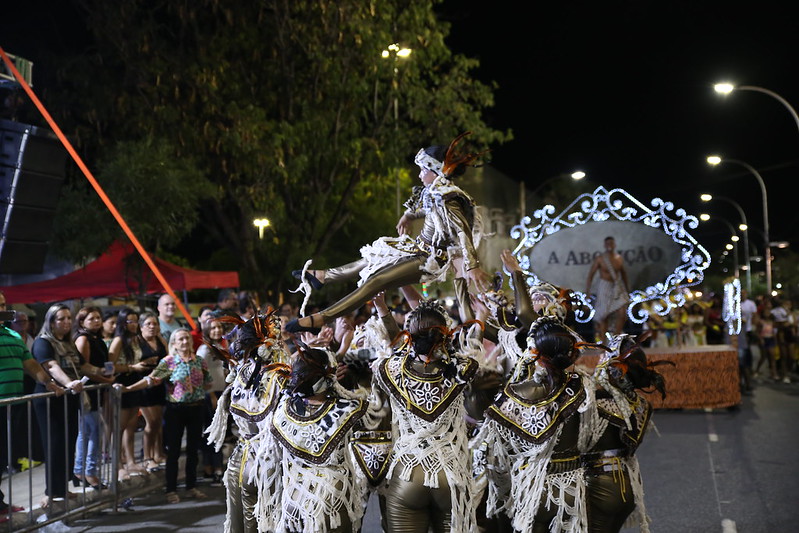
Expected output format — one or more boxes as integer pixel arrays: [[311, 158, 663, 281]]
[[0, 308, 61, 521], [277, 301, 296, 320], [7, 308, 46, 469], [196, 317, 229, 487], [755, 300, 779, 382], [739, 289, 758, 394], [191, 305, 215, 351], [216, 289, 238, 312], [771, 296, 793, 383], [237, 291, 256, 320], [108, 307, 158, 479], [157, 294, 184, 343], [684, 302, 707, 346], [72, 306, 115, 489], [115, 328, 212, 504], [138, 312, 169, 472], [31, 304, 91, 513], [705, 295, 725, 345], [9, 310, 34, 351], [788, 299, 799, 376], [101, 309, 118, 348]]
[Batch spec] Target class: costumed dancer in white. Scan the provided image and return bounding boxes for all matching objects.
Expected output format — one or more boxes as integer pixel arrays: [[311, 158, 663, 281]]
[[477, 314, 602, 533], [270, 344, 384, 533], [586, 236, 630, 341], [584, 333, 671, 533], [286, 132, 492, 333], [372, 300, 483, 533], [204, 310, 291, 533]]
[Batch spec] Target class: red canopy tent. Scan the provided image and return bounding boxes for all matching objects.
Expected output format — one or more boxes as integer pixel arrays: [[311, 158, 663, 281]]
[[0, 242, 239, 304]]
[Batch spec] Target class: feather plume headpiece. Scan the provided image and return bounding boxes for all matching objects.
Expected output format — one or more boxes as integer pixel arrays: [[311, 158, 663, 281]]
[[414, 131, 489, 178]]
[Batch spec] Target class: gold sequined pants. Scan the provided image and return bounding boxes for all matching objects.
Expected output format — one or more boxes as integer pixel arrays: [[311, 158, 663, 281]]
[[586, 467, 635, 533], [225, 440, 259, 533], [384, 465, 452, 533], [321, 256, 427, 322]]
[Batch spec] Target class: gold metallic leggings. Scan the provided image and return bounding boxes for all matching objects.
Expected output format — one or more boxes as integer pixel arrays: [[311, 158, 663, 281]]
[[320, 256, 427, 322], [225, 441, 259, 533], [586, 468, 636, 533], [384, 466, 452, 533]]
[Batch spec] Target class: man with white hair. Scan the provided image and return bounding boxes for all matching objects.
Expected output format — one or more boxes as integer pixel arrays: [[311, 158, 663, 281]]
[[157, 293, 184, 343]]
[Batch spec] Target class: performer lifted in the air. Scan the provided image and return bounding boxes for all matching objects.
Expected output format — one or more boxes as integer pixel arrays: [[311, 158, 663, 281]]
[[287, 132, 492, 333]]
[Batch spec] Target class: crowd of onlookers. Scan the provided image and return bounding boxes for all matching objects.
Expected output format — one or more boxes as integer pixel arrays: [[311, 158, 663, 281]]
[[0, 288, 268, 517], [641, 289, 799, 394], [0, 285, 425, 519]]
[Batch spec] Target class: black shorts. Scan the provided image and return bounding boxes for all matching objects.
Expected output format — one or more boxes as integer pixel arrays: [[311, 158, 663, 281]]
[[140, 383, 167, 407]]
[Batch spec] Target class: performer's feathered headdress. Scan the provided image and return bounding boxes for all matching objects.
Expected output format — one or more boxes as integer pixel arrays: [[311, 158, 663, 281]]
[[596, 331, 674, 400], [414, 131, 489, 179]]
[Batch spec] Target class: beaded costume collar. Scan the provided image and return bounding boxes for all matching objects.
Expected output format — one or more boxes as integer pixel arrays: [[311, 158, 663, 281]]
[[486, 372, 586, 444]]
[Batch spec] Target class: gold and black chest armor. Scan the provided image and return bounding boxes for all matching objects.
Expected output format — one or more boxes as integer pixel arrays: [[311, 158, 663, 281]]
[[485, 373, 586, 444]]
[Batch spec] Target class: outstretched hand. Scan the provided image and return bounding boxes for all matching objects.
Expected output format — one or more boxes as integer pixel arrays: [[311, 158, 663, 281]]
[[372, 290, 390, 316], [500, 249, 522, 273], [396, 214, 411, 236], [467, 267, 492, 294]]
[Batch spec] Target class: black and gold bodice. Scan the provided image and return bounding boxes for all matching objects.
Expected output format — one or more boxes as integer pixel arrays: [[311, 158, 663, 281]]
[[378, 355, 478, 422], [485, 372, 586, 445], [271, 396, 368, 464]]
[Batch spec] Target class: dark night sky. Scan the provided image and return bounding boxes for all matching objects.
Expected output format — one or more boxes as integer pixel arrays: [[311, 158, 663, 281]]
[[440, 0, 799, 267], [3, 0, 798, 271]]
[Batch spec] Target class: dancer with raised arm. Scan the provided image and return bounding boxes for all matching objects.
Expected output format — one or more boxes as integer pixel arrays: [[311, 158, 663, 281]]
[[478, 314, 600, 533], [584, 333, 670, 533], [372, 300, 483, 533], [287, 132, 491, 333]]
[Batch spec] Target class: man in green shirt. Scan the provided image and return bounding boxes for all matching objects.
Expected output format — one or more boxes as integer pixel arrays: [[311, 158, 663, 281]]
[[0, 311, 62, 519]]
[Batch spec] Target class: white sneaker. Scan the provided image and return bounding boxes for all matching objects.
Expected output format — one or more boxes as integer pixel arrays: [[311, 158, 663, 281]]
[[782, 377, 791, 384]]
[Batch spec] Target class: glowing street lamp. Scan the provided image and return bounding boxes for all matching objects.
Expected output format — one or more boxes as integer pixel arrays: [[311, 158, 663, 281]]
[[700, 193, 751, 292], [253, 218, 271, 239], [714, 82, 799, 135], [706, 155, 771, 293], [520, 170, 587, 220]]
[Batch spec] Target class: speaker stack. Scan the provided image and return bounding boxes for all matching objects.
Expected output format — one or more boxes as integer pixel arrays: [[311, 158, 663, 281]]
[[0, 119, 67, 274]]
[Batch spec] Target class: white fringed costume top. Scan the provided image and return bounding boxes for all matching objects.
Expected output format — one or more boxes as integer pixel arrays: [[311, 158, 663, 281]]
[[269, 392, 374, 533], [476, 369, 599, 533], [372, 350, 480, 533], [358, 175, 483, 286]]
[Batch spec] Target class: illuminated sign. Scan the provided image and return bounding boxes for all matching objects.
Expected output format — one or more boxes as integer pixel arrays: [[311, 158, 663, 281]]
[[510, 186, 712, 324]]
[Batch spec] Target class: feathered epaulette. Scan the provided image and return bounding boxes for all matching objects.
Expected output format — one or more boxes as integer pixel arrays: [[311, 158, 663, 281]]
[[441, 131, 490, 177], [218, 308, 283, 362], [529, 282, 574, 322], [403, 185, 425, 214]]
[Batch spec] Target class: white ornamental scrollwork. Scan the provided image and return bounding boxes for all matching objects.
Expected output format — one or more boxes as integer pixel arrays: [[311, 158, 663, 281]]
[[509, 186, 711, 324]]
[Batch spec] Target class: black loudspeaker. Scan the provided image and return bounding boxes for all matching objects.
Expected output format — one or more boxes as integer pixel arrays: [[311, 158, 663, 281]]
[[0, 119, 67, 274]]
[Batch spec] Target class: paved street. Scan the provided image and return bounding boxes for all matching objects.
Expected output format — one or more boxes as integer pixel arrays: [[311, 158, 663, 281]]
[[61, 377, 798, 533]]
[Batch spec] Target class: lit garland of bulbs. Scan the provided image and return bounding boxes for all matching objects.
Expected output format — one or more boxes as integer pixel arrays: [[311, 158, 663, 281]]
[[509, 185, 711, 325], [722, 278, 742, 336]]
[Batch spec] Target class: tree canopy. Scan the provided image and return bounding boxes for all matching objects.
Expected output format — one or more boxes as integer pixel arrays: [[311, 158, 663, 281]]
[[50, 0, 510, 297]]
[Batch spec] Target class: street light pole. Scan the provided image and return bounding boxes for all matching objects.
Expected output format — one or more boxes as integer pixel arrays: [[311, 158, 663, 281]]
[[714, 83, 799, 137], [700, 193, 751, 293], [530, 170, 586, 197], [699, 213, 740, 278], [706, 156, 771, 294], [382, 44, 412, 219]]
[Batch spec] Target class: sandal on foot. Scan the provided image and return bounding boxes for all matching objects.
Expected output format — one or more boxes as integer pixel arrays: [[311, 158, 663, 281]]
[[186, 488, 207, 499], [291, 269, 325, 290], [166, 491, 180, 504]]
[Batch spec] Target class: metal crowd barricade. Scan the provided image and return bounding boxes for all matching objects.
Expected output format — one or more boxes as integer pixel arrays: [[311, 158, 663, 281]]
[[2, 383, 123, 531]]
